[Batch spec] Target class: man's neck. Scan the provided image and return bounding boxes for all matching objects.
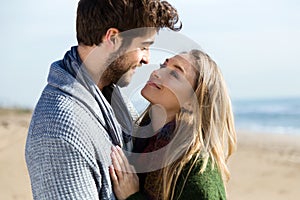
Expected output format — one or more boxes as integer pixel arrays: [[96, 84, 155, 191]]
[[77, 44, 111, 87], [97, 80, 111, 91]]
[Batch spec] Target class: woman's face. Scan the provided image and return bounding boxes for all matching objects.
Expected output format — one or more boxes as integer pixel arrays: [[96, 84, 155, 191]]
[[141, 54, 197, 114]]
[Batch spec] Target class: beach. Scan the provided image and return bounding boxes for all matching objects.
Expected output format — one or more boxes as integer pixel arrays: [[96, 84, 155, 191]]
[[0, 109, 299, 200], [0, 109, 33, 200], [227, 132, 300, 200]]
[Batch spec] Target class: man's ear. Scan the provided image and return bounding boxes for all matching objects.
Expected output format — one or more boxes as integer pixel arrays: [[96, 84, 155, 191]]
[[104, 28, 120, 46]]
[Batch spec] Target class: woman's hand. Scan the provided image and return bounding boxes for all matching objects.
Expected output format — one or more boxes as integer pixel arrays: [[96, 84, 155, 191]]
[[109, 146, 139, 200]]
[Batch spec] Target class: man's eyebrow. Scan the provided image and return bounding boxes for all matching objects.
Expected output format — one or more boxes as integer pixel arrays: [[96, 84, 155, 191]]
[[141, 41, 154, 46]]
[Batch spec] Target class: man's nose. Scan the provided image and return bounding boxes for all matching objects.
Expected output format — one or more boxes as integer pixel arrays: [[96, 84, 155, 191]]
[[141, 49, 150, 64]]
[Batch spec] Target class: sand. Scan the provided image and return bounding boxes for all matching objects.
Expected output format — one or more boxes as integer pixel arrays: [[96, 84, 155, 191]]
[[227, 131, 300, 200], [0, 109, 33, 200], [0, 108, 299, 200]]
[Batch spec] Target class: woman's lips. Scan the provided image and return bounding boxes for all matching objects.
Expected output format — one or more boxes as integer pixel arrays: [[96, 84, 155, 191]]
[[147, 81, 161, 89]]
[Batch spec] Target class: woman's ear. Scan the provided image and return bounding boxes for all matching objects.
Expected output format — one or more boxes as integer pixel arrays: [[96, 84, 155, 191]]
[[181, 101, 193, 114]]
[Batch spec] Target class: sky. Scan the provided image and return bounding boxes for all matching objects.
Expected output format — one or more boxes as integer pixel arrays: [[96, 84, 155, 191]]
[[1, 0, 300, 108]]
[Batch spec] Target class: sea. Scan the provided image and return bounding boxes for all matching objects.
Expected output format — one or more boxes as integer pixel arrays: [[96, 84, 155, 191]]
[[232, 98, 300, 134], [128, 94, 300, 135]]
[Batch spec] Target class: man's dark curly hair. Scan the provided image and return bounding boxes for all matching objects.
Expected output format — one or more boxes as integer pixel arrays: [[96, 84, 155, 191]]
[[76, 0, 182, 46]]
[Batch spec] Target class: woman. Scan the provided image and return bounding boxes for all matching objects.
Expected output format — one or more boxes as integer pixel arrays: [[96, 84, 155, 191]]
[[109, 49, 237, 200]]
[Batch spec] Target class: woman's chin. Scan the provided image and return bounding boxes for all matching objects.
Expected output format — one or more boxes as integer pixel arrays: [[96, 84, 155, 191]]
[[141, 87, 150, 101]]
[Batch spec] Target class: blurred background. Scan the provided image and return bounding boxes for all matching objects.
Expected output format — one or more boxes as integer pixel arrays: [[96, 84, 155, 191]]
[[1, 0, 300, 133]]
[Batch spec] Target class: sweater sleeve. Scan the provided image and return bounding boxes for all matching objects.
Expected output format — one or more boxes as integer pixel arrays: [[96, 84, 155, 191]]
[[26, 137, 99, 199], [175, 159, 226, 200], [126, 159, 226, 200]]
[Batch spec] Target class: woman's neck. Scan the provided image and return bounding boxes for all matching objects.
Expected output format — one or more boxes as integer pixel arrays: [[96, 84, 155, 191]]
[[149, 105, 176, 132]]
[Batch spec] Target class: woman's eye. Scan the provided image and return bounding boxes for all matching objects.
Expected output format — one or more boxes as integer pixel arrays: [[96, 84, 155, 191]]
[[170, 70, 179, 79], [160, 63, 167, 68]]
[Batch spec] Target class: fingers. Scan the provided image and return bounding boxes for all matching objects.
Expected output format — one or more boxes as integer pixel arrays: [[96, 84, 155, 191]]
[[110, 147, 140, 200], [111, 150, 123, 180], [130, 165, 137, 175], [109, 165, 118, 186], [109, 164, 140, 200], [116, 146, 132, 173], [112, 146, 131, 173]]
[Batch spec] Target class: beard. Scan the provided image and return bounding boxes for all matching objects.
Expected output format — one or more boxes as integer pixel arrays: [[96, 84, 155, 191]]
[[102, 53, 134, 87]]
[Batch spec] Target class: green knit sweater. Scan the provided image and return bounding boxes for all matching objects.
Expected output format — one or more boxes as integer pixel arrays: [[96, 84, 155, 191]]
[[127, 157, 226, 200]]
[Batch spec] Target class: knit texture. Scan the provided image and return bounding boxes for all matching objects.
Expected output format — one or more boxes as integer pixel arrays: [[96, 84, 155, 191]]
[[25, 47, 122, 200], [128, 117, 226, 200], [128, 158, 226, 200]]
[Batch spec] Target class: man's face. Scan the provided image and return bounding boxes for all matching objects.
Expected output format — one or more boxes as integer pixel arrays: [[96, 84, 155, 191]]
[[104, 32, 156, 87]]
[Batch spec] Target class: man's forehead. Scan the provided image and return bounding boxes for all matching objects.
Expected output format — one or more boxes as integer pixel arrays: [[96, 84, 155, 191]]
[[135, 32, 156, 45]]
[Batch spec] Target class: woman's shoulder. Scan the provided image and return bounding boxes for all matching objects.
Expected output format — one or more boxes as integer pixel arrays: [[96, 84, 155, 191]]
[[176, 156, 226, 200], [180, 156, 222, 184]]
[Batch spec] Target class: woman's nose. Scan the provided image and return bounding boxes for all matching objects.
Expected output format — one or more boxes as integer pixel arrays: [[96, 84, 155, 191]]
[[151, 69, 160, 78]]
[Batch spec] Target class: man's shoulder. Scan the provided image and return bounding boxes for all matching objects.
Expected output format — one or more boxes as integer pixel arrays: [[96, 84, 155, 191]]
[[30, 86, 103, 138], [27, 89, 114, 159], [35, 84, 84, 117]]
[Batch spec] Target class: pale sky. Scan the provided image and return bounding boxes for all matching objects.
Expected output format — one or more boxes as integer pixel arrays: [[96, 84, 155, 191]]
[[1, 0, 300, 108]]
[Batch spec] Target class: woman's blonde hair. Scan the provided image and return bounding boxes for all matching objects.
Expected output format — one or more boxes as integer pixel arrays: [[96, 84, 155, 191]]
[[137, 49, 237, 200]]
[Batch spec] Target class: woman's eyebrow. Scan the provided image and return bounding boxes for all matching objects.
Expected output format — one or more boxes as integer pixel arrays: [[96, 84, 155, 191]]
[[174, 64, 185, 73]]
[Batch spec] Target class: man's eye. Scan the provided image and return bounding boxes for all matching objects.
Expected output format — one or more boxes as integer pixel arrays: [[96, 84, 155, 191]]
[[141, 47, 149, 51]]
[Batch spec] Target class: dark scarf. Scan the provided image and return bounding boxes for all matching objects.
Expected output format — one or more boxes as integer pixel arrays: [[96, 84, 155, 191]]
[[134, 117, 176, 200], [61, 46, 122, 146]]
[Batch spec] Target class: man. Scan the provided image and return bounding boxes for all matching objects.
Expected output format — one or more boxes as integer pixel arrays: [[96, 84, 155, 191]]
[[25, 0, 181, 199], [99, 30, 157, 151]]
